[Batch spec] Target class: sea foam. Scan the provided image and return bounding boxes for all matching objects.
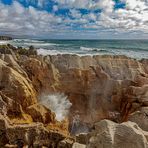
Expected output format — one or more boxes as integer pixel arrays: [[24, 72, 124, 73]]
[[0, 41, 9, 45], [39, 93, 72, 121]]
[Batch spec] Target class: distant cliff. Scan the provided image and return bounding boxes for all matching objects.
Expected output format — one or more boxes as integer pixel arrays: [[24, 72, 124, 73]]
[[0, 36, 12, 40]]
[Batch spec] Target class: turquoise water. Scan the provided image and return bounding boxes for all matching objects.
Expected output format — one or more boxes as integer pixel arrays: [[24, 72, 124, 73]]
[[6, 39, 148, 59]]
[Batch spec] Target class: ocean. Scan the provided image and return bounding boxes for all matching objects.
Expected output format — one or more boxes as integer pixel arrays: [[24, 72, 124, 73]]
[[1, 39, 148, 59]]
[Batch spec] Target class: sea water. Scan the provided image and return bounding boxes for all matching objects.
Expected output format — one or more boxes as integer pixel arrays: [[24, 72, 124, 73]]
[[4, 39, 148, 59]]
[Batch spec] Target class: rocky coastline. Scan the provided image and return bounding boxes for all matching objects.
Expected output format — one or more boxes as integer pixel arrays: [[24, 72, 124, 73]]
[[0, 44, 148, 148], [0, 36, 12, 40]]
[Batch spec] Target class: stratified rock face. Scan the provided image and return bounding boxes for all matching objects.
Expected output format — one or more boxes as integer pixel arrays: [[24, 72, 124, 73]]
[[0, 44, 148, 146], [19, 54, 148, 127], [86, 120, 148, 148], [0, 115, 73, 147], [0, 53, 71, 147], [0, 58, 37, 109]]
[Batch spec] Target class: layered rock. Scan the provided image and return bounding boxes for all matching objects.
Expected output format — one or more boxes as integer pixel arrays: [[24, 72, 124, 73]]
[[128, 107, 148, 131], [81, 120, 148, 148], [18, 54, 148, 127], [0, 49, 71, 146], [0, 115, 73, 147], [0, 58, 37, 109], [0, 44, 148, 147]]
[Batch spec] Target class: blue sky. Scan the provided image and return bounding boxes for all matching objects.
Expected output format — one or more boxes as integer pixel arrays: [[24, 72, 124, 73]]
[[0, 0, 148, 39]]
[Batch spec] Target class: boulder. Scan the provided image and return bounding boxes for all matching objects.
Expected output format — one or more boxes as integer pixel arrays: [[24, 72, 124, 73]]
[[121, 84, 148, 121], [87, 120, 148, 148], [72, 142, 86, 148], [128, 107, 148, 131]]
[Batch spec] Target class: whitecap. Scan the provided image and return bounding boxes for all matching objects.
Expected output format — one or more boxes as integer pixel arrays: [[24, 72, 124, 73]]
[[0, 41, 10, 45], [80, 46, 109, 52]]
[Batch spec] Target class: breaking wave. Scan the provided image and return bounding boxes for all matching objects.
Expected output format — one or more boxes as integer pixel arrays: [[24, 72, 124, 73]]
[[80, 46, 109, 52]]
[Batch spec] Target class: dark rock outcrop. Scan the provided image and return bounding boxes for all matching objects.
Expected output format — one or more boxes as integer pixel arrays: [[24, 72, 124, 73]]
[[0, 36, 12, 40]]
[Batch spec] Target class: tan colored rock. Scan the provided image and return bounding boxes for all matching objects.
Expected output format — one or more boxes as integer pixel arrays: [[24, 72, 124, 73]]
[[18, 55, 148, 127], [128, 107, 148, 131], [0, 54, 28, 77], [0, 51, 148, 146], [57, 138, 74, 148], [121, 84, 148, 121], [0, 58, 37, 109], [19, 56, 60, 93], [87, 120, 148, 148], [0, 115, 9, 147], [0, 115, 69, 147], [72, 142, 86, 148], [0, 91, 23, 116], [27, 103, 56, 124]]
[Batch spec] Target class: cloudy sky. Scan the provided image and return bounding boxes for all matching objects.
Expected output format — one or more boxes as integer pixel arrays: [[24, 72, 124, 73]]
[[0, 0, 148, 39]]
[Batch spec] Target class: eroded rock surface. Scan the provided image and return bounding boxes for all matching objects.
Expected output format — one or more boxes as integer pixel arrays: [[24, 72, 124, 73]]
[[19, 54, 148, 126], [87, 120, 148, 148], [0, 49, 71, 147], [0, 44, 148, 147]]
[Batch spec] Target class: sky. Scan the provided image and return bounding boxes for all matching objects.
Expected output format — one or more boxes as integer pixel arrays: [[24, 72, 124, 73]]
[[0, 0, 148, 39]]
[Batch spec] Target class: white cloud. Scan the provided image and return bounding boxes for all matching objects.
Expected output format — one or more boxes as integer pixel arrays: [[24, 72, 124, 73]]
[[53, 5, 58, 12], [70, 9, 82, 19], [0, 1, 63, 36], [0, 0, 148, 38], [55, 0, 115, 12], [93, 0, 115, 13], [55, 0, 91, 9], [96, 0, 148, 33]]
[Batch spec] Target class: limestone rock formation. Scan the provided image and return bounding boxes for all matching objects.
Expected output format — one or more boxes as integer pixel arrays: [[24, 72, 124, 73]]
[[87, 120, 148, 148], [72, 142, 86, 148], [19, 54, 148, 125], [0, 47, 71, 147], [0, 115, 72, 147], [27, 103, 55, 124], [0, 58, 37, 109], [128, 107, 148, 131], [0, 44, 148, 147]]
